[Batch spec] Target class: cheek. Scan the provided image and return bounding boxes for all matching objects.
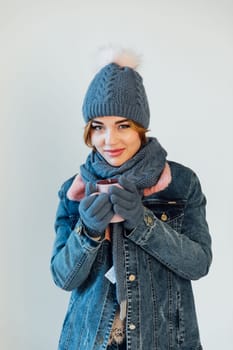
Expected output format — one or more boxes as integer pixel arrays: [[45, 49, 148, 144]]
[[90, 134, 99, 147], [132, 141, 141, 154], [128, 134, 141, 150], [90, 135, 105, 152]]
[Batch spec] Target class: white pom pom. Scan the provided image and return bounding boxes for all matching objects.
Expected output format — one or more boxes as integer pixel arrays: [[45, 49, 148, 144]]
[[95, 45, 141, 71]]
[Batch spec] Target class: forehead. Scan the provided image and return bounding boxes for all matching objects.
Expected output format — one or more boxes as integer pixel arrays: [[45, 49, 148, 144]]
[[91, 116, 128, 125]]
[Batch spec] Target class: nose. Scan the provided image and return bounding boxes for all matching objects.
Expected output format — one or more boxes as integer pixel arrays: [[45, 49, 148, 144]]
[[104, 128, 118, 145]]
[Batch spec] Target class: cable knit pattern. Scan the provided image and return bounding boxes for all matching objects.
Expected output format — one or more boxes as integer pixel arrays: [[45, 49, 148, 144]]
[[80, 137, 167, 190], [67, 161, 171, 202], [82, 63, 150, 128]]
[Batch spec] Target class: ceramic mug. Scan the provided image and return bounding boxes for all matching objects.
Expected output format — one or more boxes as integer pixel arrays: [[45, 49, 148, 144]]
[[96, 179, 124, 223]]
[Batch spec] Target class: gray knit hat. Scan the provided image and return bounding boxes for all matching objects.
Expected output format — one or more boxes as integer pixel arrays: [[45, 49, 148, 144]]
[[82, 48, 150, 128]]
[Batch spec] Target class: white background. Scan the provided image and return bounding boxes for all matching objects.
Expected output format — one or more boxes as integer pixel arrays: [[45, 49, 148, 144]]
[[0, 0, 232, 349]]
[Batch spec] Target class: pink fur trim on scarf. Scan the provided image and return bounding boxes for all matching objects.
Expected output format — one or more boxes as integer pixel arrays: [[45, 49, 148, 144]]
[[66, 162, 172, 201], [143, 162, 171, 196], [67, 175, 86, 201]]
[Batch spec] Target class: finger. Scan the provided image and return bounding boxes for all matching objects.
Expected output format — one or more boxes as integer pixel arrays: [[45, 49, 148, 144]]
[[85, 182, 97, 196], [118, 176, 137, 193], [113, 203, 131, 219], [98, 208, 115, 223], [80, 193, 98, 210], [110, 186, 136, 202], [110, 193, 136, 210], [89, 193, 111, 217], [113, 203, 142, 221]]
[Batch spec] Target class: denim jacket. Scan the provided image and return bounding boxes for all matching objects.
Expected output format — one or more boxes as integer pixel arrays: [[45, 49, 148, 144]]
[[51, 161, 212, 350]]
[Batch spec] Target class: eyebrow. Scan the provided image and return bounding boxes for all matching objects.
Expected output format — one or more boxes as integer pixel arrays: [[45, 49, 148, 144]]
[[91, 118, 129, 125]]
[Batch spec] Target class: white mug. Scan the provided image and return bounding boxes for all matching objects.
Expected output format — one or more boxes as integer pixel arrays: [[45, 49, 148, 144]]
[[96, 179, 124, 223]]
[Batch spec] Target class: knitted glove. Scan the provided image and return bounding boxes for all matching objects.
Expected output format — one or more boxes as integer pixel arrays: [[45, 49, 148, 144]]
[[79, 182, 114, 236], [109, 176, 144, 230]]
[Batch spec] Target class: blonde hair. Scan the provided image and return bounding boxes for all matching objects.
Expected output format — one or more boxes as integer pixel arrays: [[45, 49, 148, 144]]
[[83, 119, 149, 149]]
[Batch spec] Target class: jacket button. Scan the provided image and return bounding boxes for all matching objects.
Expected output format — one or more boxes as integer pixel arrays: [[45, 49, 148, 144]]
[[129, 274, 136, 282], [75, 225, 82, 234], [129, 323, 136, 330], [161, 212, 168, 221], [97, 336, 104, 344], [144, 213, 154, 226]]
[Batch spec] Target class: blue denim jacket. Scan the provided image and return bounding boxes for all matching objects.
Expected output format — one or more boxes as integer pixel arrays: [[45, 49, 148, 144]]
[[51, 161, 212, 350]]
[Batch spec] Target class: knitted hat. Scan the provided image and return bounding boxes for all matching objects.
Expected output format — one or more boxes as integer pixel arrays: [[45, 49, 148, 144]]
[[82, 48, 150, 128]]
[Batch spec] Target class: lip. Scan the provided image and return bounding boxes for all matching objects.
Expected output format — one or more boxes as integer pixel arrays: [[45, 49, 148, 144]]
[[104, 148, 125, 157]]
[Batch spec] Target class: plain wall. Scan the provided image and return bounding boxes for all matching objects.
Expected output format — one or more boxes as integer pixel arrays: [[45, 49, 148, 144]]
[[0, 0, 232, 349]]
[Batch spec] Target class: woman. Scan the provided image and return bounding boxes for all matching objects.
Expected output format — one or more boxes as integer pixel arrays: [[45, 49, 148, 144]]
[[51, 49, 212, 350]]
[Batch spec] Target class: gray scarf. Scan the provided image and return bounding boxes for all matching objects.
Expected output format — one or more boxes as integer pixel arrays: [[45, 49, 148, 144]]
[[80, 137, 167, 319], [81, 137, 167, 190]]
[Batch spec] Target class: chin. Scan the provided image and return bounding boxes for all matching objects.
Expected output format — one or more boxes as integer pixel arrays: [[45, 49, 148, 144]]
[[106, 158, 125, 167], [108, 161, 123, 167]]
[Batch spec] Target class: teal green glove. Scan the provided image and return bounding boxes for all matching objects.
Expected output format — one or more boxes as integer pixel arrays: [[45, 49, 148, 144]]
[[109, 176, 144, 230]]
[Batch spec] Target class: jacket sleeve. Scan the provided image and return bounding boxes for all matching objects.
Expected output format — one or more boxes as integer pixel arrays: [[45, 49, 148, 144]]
[[50, 184, 103, 291], [126, 172, 212, 280]]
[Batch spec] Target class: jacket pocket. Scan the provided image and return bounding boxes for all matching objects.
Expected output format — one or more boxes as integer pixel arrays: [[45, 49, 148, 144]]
[[142, 199, 186, 233]]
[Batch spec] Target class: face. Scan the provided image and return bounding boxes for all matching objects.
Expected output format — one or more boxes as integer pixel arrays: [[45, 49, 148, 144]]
[[90, 116, 142, 166]]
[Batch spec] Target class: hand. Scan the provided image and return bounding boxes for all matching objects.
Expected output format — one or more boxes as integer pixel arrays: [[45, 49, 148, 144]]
[[109, 176, 144, 230], [79, 182, 114, 234]]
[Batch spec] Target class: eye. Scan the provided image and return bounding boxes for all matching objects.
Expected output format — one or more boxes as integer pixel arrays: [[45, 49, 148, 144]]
[[118, 123, 130, 129], [91, 124, 103, 131]]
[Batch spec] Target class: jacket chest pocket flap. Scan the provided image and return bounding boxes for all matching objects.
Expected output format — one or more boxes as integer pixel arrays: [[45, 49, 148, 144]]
[[143, 198, 186, 233]]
